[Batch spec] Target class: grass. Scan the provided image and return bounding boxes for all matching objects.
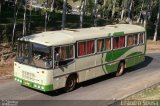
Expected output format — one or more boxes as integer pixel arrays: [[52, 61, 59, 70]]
[[126, 84, 160, 100]]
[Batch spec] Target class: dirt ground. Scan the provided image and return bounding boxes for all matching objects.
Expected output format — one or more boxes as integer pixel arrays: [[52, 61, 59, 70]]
[[0, 40, 160, 79], [0, 43, 15, 79], [146, 40, 160, 53]]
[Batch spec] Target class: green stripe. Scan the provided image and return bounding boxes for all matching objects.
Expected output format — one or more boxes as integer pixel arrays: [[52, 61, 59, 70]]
[[106, 47, 144, 62], [113, 32, 124, 37], [14, 76, 53, 92], [127, 52, 143, 57], [102, 47, 144, 73], [106, 47, 130, 62]]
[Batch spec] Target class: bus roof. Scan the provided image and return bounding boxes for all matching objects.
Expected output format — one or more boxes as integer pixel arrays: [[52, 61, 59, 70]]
[[20, 24, 145, 46]]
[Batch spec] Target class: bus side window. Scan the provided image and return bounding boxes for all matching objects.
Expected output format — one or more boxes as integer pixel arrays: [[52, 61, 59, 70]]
[[119, 36, 125, 48], [113, 37, 119, 49], [139, 33, 144, 44], [135, 34, 138, 45], [127, 35, 134, 46], [87, 40, 95, 54], [105, 38, 111, 50], [55, 45, 74, 66], [78, 41, 86, 56], [97, 39, 105, 52], [127, 34, 138, 47], [113, 36, 125, 49], [78, 40, 95, 57]]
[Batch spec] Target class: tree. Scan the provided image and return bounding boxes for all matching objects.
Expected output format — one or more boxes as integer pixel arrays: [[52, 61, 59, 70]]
[[80, 0, 85, 28], [101, 0, 119, 20], [12, 0, 17, 44], [0, 0, 4, 14], [27, 0, 32, 32], [44, 0, 49, 32], [127, 0, 133, 24], [143, 0, 152, 28], [50, 0, 54, 12], [120, 0, 129, 21], [153, 0, 160, 41], [137, 0, 144, 23], [12, 0, 20, 44], [72, 0, 86, 28], [0, 3, 1, 13], [111, 0, 116, 19], [22, 0, 27, 36], [62, 0, 67, 30], [93, 0, 97, 26]]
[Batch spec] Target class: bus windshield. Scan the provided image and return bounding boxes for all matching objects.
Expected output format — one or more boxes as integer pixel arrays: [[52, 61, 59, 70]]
[[16, 41, 52, 69]]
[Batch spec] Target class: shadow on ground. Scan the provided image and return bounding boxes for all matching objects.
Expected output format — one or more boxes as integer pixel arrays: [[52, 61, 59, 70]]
[[124, 56, 153, 73], [44, 56, 153, 96]]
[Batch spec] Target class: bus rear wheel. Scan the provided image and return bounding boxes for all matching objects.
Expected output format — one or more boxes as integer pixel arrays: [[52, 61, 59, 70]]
[[64, 75, 77, 92], [116, 62, 125, 77]]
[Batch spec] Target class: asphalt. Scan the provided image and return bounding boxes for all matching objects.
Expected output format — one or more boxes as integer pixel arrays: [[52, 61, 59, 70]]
[[0, 53, 160, 106]]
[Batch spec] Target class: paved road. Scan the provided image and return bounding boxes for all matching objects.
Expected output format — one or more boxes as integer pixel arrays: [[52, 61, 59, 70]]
[[0, 53, 160, 105]]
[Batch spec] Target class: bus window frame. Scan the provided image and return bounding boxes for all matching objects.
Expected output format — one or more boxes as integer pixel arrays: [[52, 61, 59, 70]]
[[126, 33, 139, 47], [54, 44, 75, 62], [77, 39, 96, 58], [112, 35, 126, 50], [96, 37, 112, 54], [138, 32, 145, 45]]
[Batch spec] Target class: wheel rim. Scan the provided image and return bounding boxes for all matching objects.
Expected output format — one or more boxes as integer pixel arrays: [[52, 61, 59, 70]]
[[116, 63, 124, 76], [67, 79, 74, 88], [65, 76, 76, 92], [119, 63, 124, 74]]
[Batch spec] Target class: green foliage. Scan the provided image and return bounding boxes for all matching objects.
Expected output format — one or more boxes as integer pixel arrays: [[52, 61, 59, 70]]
[[0, 0, 160, 44]]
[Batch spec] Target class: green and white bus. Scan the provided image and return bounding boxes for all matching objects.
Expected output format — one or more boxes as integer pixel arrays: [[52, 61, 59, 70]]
[[14, 24, 146, 92]]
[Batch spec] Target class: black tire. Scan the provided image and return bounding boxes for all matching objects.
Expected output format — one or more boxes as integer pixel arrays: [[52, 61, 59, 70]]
[[64, 75, 77, 92], [116, 62, 125, 77]]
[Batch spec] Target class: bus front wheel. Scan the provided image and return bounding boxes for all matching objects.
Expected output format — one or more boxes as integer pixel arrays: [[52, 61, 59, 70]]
[[64, 75, 77, 92], [116, 62, 125, 77]]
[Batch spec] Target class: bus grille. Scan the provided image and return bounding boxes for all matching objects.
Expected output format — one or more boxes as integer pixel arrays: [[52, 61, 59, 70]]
[[22, 71, 35, 81]]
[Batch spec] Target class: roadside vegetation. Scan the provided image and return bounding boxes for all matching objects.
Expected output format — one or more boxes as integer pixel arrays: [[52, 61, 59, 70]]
[[126, 84, 160, 100], [0, 0, 160, 44]]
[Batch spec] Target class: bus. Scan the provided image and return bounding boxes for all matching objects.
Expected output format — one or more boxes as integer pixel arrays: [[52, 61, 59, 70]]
[[14, 24, 146, 92]]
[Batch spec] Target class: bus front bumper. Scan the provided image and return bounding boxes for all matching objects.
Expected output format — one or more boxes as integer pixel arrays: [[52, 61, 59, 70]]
[[14, 76, 53, 92]]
